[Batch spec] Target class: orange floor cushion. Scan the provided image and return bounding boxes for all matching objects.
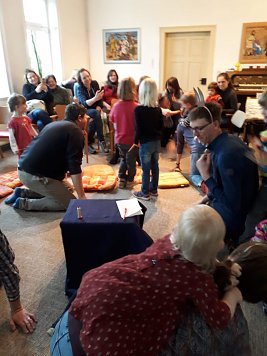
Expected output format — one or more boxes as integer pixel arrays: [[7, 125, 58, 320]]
[[158, 172, 190, 188], [0, 185, 14, 198], [82, 165, 117, 191], [83, 164, 115, 177], [0, 170, 22, 188]]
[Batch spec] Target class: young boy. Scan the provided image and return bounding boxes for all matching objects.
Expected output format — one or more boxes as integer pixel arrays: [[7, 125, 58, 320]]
[[7, 93, 37, 157], [173, 92, 205, 187], [205, 82, 224, 107]]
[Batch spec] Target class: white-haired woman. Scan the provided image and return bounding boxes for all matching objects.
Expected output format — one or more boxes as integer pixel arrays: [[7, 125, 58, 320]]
[[132, 78, 163, 200], [50, 205, 248, 356]]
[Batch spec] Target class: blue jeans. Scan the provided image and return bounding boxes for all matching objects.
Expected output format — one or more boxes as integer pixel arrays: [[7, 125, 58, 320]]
[[190, 152, 202, 186], [140, 140, 160, 195], [87, 109, 104, 143], [50, 311, 73, 356], [28, 109, 52, 131]]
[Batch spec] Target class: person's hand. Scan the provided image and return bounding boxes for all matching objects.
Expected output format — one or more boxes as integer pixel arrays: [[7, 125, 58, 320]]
[[95, 106, 102, 112], [223, 263, 242, 291], [165, 110, 172, 117], [231, 263, 242, 277], [95, 89, 104, 101], [10, 308, 37, 334], [35, 83, 43, 93], [128, 143, 138, 152], [41, 84, 48, 92], [196, 152, 211, 181], [104, 102, 111, 111]]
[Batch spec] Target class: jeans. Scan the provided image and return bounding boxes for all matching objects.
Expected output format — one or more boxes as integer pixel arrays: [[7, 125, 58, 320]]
[[140, 140, 160, 195], [50, 311, 73, 356], [117, 144, 139, 182], [18, 170, 76, 211], [28, 109, 52, 131], [190, 152, 202, 186], [87, 109, 104, 143]]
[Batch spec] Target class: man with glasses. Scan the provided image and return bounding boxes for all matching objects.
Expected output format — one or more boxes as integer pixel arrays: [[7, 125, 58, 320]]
[[189, 102, 259, 248]]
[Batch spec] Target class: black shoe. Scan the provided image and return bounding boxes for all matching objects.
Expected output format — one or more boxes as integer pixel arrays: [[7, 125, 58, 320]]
[[100, 141, 109, 153], [88, 144, 97, 154]]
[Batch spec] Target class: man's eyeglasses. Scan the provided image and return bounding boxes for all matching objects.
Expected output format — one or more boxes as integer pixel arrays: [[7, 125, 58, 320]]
[[191, 122, 211, 133]]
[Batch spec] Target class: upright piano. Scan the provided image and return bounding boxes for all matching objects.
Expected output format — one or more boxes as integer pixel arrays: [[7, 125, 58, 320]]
[[227, 67, 267, 111]]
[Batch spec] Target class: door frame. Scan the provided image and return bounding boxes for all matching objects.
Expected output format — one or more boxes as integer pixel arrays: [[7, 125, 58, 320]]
[[159, 25, 216, 91]]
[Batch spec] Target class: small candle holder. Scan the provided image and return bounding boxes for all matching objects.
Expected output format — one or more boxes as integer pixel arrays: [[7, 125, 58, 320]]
[[77, 206, 83, 219]]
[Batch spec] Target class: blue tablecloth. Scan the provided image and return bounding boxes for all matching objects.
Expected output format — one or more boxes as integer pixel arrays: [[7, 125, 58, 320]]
[[60, 199, 152, 292]]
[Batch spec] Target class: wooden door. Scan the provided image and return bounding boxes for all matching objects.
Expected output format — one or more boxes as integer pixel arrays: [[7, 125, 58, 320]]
[[164, 31, 211, 94]]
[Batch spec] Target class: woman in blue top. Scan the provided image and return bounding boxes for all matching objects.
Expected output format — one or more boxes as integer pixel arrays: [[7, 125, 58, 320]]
[[76, 68, 108, 154]]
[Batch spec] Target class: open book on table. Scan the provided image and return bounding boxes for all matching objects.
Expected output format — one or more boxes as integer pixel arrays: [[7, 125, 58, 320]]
[[116, 198, 143, 220]]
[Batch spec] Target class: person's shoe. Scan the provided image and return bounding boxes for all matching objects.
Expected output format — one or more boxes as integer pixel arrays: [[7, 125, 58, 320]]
[[126, 181, 134, 189], [12, 197, 24, 209], [262, 302, 267, 315], [132, 191, 150, 201], [5, 187, 23, 205], [150, 190, 158, 197], [118, 179, 126, 189], [100, 141, 109, 153], [88, 144, 97, 154]]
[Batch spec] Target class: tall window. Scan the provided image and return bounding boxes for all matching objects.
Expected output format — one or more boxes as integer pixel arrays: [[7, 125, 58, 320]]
[[0, 29, 10, 98], [23, 0, 62, 80]]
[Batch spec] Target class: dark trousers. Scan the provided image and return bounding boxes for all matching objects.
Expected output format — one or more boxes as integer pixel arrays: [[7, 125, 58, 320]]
[[86, 109, 104, 144], [117, 144, 139, 182]]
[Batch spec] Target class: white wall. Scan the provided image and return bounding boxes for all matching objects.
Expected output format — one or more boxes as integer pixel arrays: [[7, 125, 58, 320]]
[[0, 0, 89, 94], [1, 0, 267, 96], [56, 0, 90, 79], [87, 0, 267, 89]]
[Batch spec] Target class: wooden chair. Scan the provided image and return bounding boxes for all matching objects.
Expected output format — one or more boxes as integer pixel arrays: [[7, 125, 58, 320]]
[[0, 125, 9, 158], [84, 117, 89, 164], [54, 104, 67, 120], [0, 106, 10, 158], [108, 99, 118, 153]]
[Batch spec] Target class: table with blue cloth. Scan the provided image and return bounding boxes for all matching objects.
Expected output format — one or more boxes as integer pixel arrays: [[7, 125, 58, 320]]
[[60, 199, 153, 294]]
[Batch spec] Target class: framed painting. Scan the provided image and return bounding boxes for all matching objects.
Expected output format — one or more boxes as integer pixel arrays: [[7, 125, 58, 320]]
[[239, 22, 267, 64], [103, 28, 140, 63]]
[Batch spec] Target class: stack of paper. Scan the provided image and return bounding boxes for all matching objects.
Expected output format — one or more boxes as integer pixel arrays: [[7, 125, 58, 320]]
[[116, 198, 143, 220], [245, 97, 264, 120]]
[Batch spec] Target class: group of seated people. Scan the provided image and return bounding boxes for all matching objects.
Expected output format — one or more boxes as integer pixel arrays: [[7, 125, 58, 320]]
[[1, 66, 267, 354]]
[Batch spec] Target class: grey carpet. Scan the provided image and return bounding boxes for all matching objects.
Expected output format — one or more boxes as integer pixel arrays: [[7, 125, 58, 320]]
[[0, 143, 266, 356]]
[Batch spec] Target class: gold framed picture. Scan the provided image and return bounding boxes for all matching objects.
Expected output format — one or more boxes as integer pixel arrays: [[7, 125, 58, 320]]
[[103, 28, 140, 64], [239, 22, 267, 64]]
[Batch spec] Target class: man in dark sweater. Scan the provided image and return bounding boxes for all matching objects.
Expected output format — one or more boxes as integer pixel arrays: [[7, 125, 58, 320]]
[[5, 104, 87, 211], [189, 102, 259, 246]]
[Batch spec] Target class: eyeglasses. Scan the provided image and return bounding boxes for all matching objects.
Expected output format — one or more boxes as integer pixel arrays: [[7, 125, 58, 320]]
[[191, 122, 212, 133]]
